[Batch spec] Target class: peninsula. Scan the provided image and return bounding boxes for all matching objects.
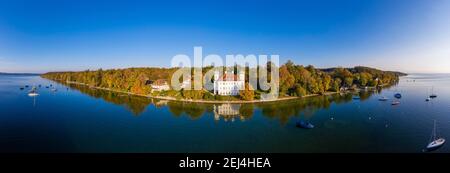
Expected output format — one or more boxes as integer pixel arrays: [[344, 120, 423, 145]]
[[41, 61, 405, 103]]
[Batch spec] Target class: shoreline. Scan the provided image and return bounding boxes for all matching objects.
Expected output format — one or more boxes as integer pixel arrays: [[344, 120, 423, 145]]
[[60, 80, 370, 104]]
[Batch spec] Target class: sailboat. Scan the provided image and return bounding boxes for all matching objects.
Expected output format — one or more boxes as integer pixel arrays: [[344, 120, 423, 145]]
[[296, 120, 314, 129], [426, 120, 445, 150], [28, 86, 39, 97], [378, 96, 389, 101], [430, 86, 437, 98], [391, 100, 400, 105]]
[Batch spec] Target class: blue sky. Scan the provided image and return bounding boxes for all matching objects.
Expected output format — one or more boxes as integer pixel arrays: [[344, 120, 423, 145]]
[[0, 0, 449, 73]]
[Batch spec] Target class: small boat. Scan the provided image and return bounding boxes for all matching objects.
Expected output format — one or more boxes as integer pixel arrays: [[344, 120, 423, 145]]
[[391, 101, 400, 105], [25, 85, 29, 88], [430, 87, 437, 98], [353, 96, 360, 100], [394, 93, 402, 99], [28, 92, 39, 97], [45, 86, 49, 88], [426, 97, 431, 102], [20, 87, 24, 90], [51, 88, 57, 92], [379, 97, 389, 101], [28, 87, 39, 97], [296, 121, 314, 129], [426, 120, 445, 151]]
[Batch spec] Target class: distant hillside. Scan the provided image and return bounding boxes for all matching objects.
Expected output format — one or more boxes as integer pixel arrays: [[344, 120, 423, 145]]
[[320, 66, 407, 76]]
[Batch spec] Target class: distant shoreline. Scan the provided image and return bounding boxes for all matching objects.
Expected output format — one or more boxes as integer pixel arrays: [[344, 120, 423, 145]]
[[59, 80, 374, 104], [0, 72, 41, 76]]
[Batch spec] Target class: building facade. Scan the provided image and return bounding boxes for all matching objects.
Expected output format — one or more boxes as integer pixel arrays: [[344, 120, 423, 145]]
[[213, 71, 245, 96], [148, 79, 170, 92]]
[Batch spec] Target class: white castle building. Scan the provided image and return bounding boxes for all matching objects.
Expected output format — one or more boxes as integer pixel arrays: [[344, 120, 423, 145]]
[[213, 70, 245, 96]]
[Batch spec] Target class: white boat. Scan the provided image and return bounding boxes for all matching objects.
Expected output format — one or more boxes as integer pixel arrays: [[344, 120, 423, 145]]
[[28, 92, 39, 97], [426, 120, 445, 150], [391, 100, 400, 105], [426, 97, 431, 102], [28, 87, 39, 97], [427, 138, 445, 149], [379, 97, 389, 101]]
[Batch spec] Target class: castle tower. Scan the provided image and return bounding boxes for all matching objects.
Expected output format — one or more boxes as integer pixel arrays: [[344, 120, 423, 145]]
[[214, 70, 219, 94], [239, 70, 245, 81], [214, 70, 219, 81]]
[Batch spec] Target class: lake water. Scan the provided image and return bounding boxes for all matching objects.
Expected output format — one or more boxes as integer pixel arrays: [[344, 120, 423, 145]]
[[1, 74, 450, 153]]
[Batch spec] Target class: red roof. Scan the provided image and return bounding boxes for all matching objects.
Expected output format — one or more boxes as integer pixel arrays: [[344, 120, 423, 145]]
[[218, 74, 239, 81]]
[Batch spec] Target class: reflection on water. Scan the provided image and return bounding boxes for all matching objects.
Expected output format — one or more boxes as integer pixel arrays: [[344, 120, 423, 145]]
[[65, 83, 381, 124], [67, 84, 152, 115], [214, 104, 244, 122]]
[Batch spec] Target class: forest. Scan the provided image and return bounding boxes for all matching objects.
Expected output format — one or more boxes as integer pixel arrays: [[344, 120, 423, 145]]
[[41, 61, 405, 101]]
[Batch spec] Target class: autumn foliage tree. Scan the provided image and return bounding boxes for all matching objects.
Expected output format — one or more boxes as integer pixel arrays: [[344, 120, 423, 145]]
[[239, 82, 255, 101]]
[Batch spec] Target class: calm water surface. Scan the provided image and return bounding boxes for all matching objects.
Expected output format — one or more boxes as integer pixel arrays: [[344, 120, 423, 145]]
[[1, 74, 450, 153]]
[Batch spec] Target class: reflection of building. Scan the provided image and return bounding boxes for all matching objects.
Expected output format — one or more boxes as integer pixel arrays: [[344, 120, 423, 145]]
[[147, 79, 170, 91], [213, 71, 245, 96], [213, 104, 246, 122], [154, 99, 168, 106]]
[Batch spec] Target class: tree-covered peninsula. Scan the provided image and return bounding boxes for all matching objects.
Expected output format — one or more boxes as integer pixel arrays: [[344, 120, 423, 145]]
[[41, 61, 405, 102]]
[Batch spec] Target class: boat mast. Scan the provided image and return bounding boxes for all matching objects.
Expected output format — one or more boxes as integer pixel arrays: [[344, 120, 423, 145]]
[[429, 120, 436, 143], [433, 120, 437, 140]]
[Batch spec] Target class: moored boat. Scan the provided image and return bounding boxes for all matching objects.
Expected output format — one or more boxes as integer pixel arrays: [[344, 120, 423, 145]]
[[379, 97, 389, 101], [296, 121, 314, 129], [28, 86, 39, 97], [426, 120, 445, 151], [391, 100, 400, 105], [430, 87, 437, 98]]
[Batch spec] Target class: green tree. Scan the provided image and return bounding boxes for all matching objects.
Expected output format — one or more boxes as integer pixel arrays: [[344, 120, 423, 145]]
[[294, 84, 307, 97]]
